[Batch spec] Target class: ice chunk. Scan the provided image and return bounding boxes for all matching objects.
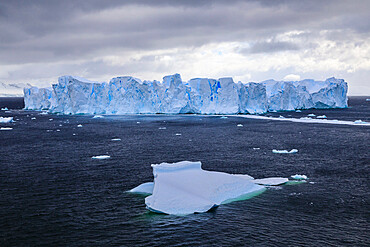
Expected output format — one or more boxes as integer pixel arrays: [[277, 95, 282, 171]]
[[145, 161, 265, 215], [366, 99, 370, 101], [92, 115, 104, 119], [175, 133, 182, 136], [237, 124, 243, 127], [129, 182, 154, 194], [291, 174, 308, 180], [295, 110, 302, 112], [272, 149, 298, 154], [317, 115, 327, 119], [77, 124, 83, 127], [111, 138, 121, 141], [307, 113, 316, 117], [354, 120, 367, 124], [1, 107, 8, 111], [253, 147, 260, 150], [91, 155, 110, 159], [0, 127, 13, 130], [158, 127, 166, 130], [31, 117, 36, 120], [220, 116, 228, 119], [0, 117, 13, 123]]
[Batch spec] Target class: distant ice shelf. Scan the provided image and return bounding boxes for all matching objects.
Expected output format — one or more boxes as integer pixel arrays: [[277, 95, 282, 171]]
[[23, 74, 348, 115]]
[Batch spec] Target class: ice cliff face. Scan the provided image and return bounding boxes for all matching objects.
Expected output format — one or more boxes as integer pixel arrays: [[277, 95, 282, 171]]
[[23, 74, 348, 114]]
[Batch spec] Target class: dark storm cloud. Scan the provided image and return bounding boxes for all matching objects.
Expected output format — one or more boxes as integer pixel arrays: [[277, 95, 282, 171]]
[[0, 0, 369, 65]]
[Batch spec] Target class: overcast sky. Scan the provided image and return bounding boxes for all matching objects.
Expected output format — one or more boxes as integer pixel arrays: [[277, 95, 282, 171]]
[[1, 0, 369, 95]]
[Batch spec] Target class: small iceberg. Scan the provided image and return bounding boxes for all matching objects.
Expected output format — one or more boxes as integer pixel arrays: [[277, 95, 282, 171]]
[[317, 115, 327, 119], [49, 118, 53, 121], [295, 110, 302, 112], [92, 115, 104, 119], [0, 127, 13, 130], [91, 155, 111, 160], [175, 133, 182, 136], [307, 114, 316, 117], [158, 127, 166, 130], [0, 117, 13, 123], [272, 149, 298, 154], [1, 107, 8, 111], [253, 147, 260, 150], [237, 124, 243, 127], [77, 124, 83, 127], [220, 116, 228, 119], [291, 174, 308, 180], [31, 117, 36, 120], [354, 120, 367, 124], [130, 161, 291, 215], [111, 138, 121, 141]]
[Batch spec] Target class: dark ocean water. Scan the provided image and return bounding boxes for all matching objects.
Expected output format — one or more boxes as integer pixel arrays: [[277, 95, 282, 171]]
[[0, 97, 369, 246]]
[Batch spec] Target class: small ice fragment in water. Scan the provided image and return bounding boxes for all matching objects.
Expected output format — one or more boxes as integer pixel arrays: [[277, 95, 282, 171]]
[[253, 147, 260, 150], [0, 127, 13, 130], [295, 110, 302, 112], [291, 174, 308, 180], [111, 138, 121, 141], [1, 107, 8, 110], [73, 133, 76, 136], [354, 120, 367, 124], [31, 117, 36, 120], [317, 115, 327, 119], [158, 127, 166, 130], [77, 124, 83, 127], [46, 130, 52, 132], [49, 118, 53, 121], [136, 121, 140, 124], [220, 116, 228, 119], [92, 155, 111, 160], [40, 111, 48, 115], [307, 113, 316, 117], [237, 124, 243, 127], [56, 129, 60, 132], [92, 115, 104, 119], [175, 133, 182, 136], [279, 115, 285, 118], [366, 98, 370, 101], [0, 117, 13, 123], [272, 149, 298, 154]]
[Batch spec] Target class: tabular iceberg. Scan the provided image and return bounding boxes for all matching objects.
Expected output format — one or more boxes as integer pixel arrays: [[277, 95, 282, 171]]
[[24, 74, 348, 114], [130, 161, 289, 215]]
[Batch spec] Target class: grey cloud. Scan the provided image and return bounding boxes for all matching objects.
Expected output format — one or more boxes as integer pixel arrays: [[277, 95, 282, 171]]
[[245, 41, 300, 54], [1, 0, 370, 65]]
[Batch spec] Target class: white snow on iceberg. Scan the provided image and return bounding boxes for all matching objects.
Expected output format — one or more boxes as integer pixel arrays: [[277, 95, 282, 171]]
[[23, 74, 348, 115]]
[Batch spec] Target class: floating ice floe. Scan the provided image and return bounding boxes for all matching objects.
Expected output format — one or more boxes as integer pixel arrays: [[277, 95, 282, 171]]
[[291, 174, 308, 180], [92, 115, 104, 119], [0, 127, 13, 130], [77, 124, 83, 127], [175, 133, 182, 136], [49, 118, 53, 121], [31, 117, 36, 120], [111, 138, 121, 141], [91, 155, 111, 159], [307, 113, 316, 117], [272, 149, 298, 154], [56, 129, 60, 132], [253, 147, 260, 150], [158, 127, 166, 130], [354, 120, 367, 124], [1, 107, 8, 111], [237, 124, 243, 127], [129, 161, 290, 215], [0, 117, 13, 123], [317, 115, 327, 119]]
